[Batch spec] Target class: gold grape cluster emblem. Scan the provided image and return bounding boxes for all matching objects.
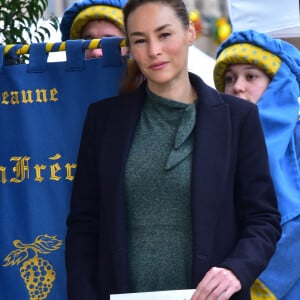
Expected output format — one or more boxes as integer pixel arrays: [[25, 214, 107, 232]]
[[3, 234, 63, 300]]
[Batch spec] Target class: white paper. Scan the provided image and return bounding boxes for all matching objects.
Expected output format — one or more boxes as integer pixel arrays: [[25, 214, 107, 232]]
[[110, 289, 195, 300]]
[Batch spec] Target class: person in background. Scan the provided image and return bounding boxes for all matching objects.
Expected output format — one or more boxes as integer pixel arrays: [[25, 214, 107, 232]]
[[60, 0, 127, 58], [65, 1, 281, 300], [214, 29, 300, 300]]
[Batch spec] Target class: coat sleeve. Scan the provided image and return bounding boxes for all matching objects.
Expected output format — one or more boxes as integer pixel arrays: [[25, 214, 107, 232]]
[[65, 103, 101, 300], [219, 104, 282, 291]]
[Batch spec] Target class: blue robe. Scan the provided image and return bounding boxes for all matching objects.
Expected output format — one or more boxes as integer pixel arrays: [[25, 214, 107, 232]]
[[217, 30, 300, 300]]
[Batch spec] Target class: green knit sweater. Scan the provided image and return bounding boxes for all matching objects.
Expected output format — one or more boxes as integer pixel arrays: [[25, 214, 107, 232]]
[[125, 88, 197, 292]]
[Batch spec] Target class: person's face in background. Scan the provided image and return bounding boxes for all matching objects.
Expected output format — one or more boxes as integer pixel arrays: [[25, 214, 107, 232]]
[[224, 64, 271, 104], [82, 19, 125, 58], [126, 2, 195, 91]]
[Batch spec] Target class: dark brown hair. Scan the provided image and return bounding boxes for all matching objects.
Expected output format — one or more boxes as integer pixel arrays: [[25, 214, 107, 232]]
[[119, 0, 189, 95]]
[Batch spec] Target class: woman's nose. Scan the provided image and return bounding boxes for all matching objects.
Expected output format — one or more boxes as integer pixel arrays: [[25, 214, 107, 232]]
[[85, 48, 103, 59], [148, 41, 161, 57], [232, 77, 246, 93]]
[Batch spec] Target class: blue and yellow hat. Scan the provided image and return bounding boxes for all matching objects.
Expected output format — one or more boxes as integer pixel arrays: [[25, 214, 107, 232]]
[[211, 30, 300, 92], [214, 42, 281, 92], [60, 0, 127, 41]]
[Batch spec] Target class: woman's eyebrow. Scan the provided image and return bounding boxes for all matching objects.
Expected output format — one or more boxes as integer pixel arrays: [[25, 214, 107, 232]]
[[129, 24, 172, 37]]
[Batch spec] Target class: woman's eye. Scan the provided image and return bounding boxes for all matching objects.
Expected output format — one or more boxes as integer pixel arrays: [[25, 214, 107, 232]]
[[224, 75, 234, 83], [246, 74, 257, 80], [160, 32, 171, 39], [133, 39, 145, 45], [82, 35, 94, 40]]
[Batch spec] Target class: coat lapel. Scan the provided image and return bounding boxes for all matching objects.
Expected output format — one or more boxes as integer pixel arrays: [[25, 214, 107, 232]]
[[99, 87, 146, 288], [190, 75, 231, 280]]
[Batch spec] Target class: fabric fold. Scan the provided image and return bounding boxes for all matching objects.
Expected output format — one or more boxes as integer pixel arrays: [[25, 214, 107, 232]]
[[166, 103, 196, 170]]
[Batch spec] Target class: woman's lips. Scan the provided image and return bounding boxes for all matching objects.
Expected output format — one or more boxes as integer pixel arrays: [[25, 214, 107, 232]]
[[149, 61, 168, 70]]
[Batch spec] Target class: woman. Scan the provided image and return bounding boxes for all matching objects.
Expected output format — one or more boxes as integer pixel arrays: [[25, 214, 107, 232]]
[[214, 30, 300, 300], [65, 1, 281, 300]]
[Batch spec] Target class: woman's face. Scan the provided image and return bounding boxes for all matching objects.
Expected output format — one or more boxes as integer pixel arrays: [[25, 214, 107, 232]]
[[82, 20, 125, 58], [224, 64, 271, 104], [126, 2, 195, 90]]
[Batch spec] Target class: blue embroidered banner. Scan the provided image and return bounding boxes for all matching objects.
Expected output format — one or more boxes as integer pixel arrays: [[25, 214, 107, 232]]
[[0, 38, 126, 300]]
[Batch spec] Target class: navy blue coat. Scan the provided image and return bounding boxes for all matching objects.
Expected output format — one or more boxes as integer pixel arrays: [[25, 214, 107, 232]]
[[66, 73, 281, 300]]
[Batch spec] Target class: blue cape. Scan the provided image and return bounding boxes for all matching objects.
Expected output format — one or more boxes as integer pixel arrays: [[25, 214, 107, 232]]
[[217, 30, 300, 225]]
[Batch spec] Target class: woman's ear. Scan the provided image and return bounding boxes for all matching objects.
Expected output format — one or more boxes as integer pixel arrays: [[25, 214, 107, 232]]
[[187, 21, 196, 45]]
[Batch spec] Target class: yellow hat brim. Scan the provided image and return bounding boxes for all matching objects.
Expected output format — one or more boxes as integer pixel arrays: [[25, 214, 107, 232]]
[[70, 5, 124, 40]]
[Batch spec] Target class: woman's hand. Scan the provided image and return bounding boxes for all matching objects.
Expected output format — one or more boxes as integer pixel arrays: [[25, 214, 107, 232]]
[[191, 267, 241, 300]]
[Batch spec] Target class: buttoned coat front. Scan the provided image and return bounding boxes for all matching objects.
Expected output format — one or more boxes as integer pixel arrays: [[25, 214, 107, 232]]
[[66, 73, 281, 300]]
